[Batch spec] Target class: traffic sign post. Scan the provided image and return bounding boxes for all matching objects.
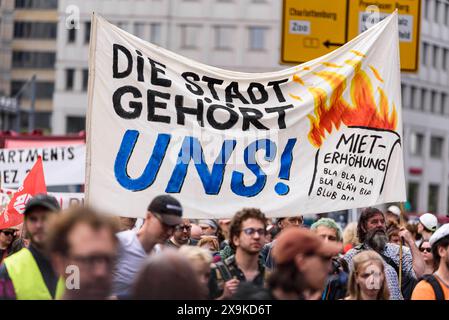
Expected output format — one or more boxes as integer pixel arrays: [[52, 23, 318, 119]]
[[347, 0, 421, 72], [281, 0, 349, 64], [281, 0, 421, 72]]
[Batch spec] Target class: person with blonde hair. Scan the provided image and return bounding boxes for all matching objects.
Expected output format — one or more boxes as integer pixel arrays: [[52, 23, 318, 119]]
[[346, 250, 390, 300], [178, 245, 212, 293], [342, 222, 358, 254]]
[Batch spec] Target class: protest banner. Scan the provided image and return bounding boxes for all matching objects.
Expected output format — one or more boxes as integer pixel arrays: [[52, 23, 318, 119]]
[[0, 144, 85, 188], [1, 188, 84, 211], [0, 157, 46, 229], [86, 12, 405, 218]]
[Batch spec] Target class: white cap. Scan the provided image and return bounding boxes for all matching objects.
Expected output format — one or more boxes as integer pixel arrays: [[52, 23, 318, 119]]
[[419, 213, 438, 232], [429, 223, 449, 246], [387, 205, 401, 216]]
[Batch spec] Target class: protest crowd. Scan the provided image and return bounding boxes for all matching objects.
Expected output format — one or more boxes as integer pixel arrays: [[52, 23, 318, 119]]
[[1, 194, 448, 301]]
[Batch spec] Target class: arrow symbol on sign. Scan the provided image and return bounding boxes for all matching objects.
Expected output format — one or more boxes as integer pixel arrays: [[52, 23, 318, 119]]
[[323, 40, 345, 49]]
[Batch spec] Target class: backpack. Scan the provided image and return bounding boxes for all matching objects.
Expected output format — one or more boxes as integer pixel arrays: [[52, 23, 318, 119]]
[[420, 274, 445, 301]]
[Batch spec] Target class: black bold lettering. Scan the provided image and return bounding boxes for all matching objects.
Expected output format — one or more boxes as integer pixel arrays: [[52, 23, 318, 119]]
[[265, 104, 293, 129], [148, 58, 171, 87], [267, 79, 288, 102], [225, 82, 249, 104], [113, 44, 133, 79], [247, 82, 268, 104], [202, 76, 223, 100], [182, 72, 204, 95], [206, 104, 239, 130], [147, 89, 171, 123], [239, 107, 269, 131], [175, 95, 204, 127], [112, 86, 143, 119]]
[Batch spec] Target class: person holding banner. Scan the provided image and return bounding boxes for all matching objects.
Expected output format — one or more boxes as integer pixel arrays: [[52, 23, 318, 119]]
[[0, 194, 64, 300], [111, 195, 183, 298]]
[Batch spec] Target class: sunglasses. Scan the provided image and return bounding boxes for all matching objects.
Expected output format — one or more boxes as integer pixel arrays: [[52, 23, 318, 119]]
[[419, 247, 432, 253], [1, 230, 15, 237], [242, 228, 266, 236], [175, 225, 191, 232]]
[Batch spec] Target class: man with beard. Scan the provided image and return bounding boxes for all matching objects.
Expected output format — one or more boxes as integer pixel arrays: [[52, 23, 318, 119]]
[[208, 208, 267, 299], [0, 194, 63, 300], [343, 207, 425, 300], [48, 207, 119, 300], [412, 224, 449, 300], [166, 219, 197, 248]]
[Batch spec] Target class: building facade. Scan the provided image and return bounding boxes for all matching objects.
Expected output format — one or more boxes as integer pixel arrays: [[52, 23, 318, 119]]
[[52, 0, 449, 215], [0, 0, 58, 132]]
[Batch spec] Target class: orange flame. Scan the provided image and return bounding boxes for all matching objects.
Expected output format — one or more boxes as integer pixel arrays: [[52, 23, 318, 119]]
[[307, 67, 397, 148]]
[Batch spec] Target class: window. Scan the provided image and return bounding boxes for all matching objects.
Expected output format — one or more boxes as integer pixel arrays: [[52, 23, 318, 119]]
[[410, 132, 424, 156], [430, 136, 444, 158], [407, 182, 419, 212], [214, 26, 234, 50], [445, 2, 449, 26], [66, 116, 85, 133], [150, 23, 161, 45], [410, 86, 416, 109], [11, 81, 54, 99], [82, 69, 88, 91], [68, 28, 76, 43], [249, 26, 267, 51], [14, 22, 57, 39], [134, 22, 146, 39], [424, 0, 430, 20], [180, 25, 200, 49], [433, 45, 439, 68], [12, 51, 55, 69], [66, 68, 75, 90], [84, 22, 91, 44], [435, 0, 440, 23], [422, 42, 428, 66], [441, 93, 447, 115], [428, 184, 439, 213], [420, 88, 427, 111], [15, 0, 57, 9], [431, 90, 437, 112], [443, 48, 448, 71]]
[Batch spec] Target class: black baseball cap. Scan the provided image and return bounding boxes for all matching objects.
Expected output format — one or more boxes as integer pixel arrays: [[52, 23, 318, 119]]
[[147, 195, 183, 226], [24, 194, 61, 216]]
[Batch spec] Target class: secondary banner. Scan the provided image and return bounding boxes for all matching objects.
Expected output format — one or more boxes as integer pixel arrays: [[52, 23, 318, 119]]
[[86, 12, 405, 218], [0, 144, 85, 188]]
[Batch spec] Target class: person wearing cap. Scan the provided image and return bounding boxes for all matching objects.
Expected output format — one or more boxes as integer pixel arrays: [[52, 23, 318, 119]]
[[0, 194, 63, 300], [208, 208, 268, 300], [111, 194, 183, 298], [0, 227, 18, 264], [343, 207, 426, 300], [417, 213, 438, 242], [385, 205, 401, 225], [268, 227, 341, 300], [412, 223, 449, 300]]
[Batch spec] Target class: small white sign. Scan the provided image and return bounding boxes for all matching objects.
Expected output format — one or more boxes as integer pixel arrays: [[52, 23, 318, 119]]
[[289, 20, 311, 35], [359, 12, 413, 42]]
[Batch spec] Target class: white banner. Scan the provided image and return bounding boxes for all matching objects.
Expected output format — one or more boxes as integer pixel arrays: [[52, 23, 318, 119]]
[[0, 145, 85, 188], [86, 12, 405, 219], [0, 188, 84, 210]]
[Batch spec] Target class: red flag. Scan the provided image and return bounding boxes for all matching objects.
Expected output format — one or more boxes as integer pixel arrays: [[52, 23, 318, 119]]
[[0, 156, 47, 229]]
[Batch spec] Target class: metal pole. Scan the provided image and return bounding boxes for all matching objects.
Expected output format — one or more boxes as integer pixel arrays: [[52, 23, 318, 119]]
[[28, 74, 36, 132]]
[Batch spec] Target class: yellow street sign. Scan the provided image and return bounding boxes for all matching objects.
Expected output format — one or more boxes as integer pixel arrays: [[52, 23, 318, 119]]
[[281, 0, 349, 64], [281, 0, 421, 72], [347, 0, 421, 72]]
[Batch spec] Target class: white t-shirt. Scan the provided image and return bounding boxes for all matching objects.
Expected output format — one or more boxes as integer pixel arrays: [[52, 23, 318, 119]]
[[111, 230, 160, 297]]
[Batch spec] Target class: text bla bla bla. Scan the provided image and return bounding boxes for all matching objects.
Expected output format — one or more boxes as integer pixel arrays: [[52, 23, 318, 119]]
[[322, 169, 374, 185], [316, 186, 372, 200]]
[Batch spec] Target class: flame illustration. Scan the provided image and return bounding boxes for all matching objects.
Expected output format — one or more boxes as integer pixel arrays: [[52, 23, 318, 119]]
[[305, 63, 397, 148]]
